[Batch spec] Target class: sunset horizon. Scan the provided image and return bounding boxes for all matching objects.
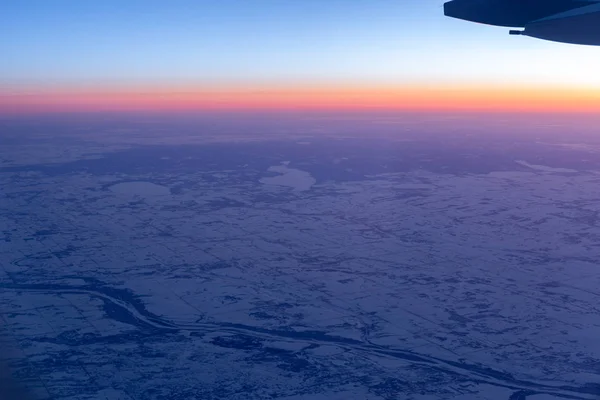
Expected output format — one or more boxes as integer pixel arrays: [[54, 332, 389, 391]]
[[4, 1, 600, 117], [3, 83, 600, 115]]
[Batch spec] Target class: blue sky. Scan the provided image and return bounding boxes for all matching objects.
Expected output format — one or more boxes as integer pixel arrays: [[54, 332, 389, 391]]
[[1, 0, 599, 88]]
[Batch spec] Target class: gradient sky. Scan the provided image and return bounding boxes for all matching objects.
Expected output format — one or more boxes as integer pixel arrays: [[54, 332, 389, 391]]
[[2, 0, 600, 112]]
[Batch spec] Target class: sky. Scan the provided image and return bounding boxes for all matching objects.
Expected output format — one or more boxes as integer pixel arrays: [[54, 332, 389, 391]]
[[2, 0, 600, 113]]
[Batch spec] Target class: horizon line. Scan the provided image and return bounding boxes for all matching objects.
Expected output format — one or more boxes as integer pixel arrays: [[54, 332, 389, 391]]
[[2, 84, 600, 115]]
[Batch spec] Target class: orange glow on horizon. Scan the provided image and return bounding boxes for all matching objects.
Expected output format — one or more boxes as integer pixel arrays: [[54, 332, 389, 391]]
[[1, 84, 600, 114]]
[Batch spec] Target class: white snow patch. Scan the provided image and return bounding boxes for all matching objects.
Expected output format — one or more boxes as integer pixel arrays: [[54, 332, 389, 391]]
[[260, 165, 316, 191], [488, 171, 535, 178], [109, 181, 170, 196], [515, 160, 577, 173]]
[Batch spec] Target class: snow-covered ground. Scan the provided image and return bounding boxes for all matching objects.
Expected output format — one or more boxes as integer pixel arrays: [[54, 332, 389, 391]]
[[1, 126, 600, 400]]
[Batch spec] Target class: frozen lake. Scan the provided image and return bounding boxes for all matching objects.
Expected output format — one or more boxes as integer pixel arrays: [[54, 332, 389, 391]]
[[260, 164, 316, 191], [109, 181, 171, 196]]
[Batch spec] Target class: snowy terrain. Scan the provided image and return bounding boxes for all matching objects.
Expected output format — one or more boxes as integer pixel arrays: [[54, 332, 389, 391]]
[[1, 114, 600, 399]]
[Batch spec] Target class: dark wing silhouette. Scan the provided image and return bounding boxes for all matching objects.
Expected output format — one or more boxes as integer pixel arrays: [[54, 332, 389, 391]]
[[444, 0, 600, 45]]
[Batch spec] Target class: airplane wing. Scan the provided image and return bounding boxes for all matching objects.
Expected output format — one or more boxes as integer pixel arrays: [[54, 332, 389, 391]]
[[444, 0, 600, 45]]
